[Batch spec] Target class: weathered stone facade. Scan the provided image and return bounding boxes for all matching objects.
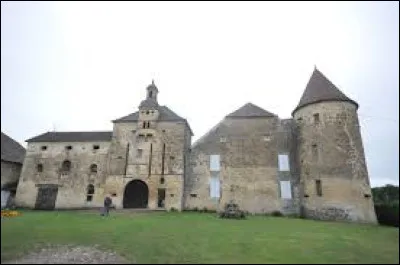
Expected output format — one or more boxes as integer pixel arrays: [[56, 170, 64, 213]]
[[15, 69, 377, 224]]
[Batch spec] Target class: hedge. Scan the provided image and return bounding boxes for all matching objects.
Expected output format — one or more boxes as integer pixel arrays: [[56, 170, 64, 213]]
[[374, 203, 399, 227]]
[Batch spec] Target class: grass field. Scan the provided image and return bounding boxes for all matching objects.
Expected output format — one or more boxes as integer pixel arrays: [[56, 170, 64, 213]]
[[1, 210, 399, 264]]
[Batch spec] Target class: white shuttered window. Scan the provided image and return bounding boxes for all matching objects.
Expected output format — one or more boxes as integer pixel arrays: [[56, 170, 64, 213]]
[[280, 181, 292, 199], [278, 154, 290, 171]]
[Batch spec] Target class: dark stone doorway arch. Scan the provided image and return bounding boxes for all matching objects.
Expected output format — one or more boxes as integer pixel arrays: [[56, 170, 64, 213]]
[[123, 180, 149, 208]]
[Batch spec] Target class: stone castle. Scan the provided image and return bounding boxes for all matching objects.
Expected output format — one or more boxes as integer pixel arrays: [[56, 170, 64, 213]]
[[15, 68, 377, 223]]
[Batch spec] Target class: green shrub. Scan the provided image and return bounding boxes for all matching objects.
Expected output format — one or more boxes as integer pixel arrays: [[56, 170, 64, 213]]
[[170, 207, 178, 212], [374, 203, 399, 227], [271, 210, 283, 217]]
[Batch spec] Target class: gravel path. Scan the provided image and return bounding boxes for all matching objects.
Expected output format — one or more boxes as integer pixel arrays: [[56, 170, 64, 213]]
[[2, 245, 129, 264]]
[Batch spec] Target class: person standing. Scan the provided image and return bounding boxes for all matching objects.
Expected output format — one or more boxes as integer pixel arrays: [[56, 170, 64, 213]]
[[102, 194, 113, 216]]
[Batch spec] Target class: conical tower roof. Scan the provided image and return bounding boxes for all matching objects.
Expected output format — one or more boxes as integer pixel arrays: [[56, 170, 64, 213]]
[[292, 68, 358, 115]]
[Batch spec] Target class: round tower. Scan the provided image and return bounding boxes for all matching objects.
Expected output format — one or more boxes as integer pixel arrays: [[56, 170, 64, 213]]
[[292, 68, 377, 224]]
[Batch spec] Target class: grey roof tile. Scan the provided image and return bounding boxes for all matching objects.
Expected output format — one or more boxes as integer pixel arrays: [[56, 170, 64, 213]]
[[26, 131, 113, 143], [1, 132, 26, 164], [226, 103, 276, 118], [292, 68, 358, 115]]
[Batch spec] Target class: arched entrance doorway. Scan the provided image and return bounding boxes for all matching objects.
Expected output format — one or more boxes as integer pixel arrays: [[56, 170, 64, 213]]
[[123, 180, 149, 208]]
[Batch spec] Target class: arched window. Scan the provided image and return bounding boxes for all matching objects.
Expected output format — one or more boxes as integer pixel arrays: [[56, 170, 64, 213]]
[[86, 184, 95, 202], [62, 160, 71, 172], [90, 164, 97, 173], [143, 121, 146, 129]]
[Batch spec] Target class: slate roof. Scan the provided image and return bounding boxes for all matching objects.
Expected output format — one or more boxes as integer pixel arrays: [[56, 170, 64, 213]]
[[26, 131, 113, 143], [292, 68, 358, 115], [113, 105, 193, 135], [226, 103, 277, 118], [113, 105, 185, 122], [1, 132, 26, 164]]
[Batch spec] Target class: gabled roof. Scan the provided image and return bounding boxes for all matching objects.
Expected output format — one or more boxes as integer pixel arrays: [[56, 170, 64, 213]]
[[226, 103, 276, 118], [292, 68, 358, 115], [1, 132, 26, 164], [113, 106, 193, 135], [113, 106, 185, 122], [26, 131, 113, 143]]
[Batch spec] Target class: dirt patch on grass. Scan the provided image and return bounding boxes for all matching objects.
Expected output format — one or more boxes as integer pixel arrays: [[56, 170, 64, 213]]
[[2, 245, 129, 264]]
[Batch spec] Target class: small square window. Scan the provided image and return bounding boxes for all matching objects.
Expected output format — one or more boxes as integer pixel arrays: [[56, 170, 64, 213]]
[[220, 137, 227, 143], [170, 194, 174, 197], [93, 145, 100, 150], [111, 193, 117, 197], [65, 145, 72, 150], [190, 194, 197, 198], [170, 156, 175, 160], [41, 146, 47, 151]]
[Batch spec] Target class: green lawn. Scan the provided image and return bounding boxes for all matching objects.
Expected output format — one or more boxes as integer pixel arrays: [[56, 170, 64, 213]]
[[1, 210, 399, 264]]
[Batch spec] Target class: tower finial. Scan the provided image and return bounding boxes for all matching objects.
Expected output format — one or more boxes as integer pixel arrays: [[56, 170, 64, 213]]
[[152, 79, 155, 85]]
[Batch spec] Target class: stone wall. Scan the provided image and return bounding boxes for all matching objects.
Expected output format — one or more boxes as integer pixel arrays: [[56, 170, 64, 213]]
[[15, 141, 111, 209], [106, 120, 189, 210], [185, 116, 300, 214], [294, 101, 377, 223]]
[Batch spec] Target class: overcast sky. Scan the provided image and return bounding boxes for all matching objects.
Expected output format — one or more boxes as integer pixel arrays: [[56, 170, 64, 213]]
[[1, 1, 398, 187]]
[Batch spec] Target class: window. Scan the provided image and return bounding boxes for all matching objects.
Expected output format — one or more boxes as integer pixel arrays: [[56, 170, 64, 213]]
[[41, 146, 47, 151], [280, 181, 292, 199], [90, 164, 97, 173], [37, 164, 43, 173], [278, 154, 290, 171], [62, 160, 71, 172], [147, 121, 150, 128], [65, 145, 72, 150], [160, 177, 165, 184], [162, 129, 166, 133], [137, 149, 143, 158], [170, 156, 175, 160], [313, 113, 320, 124], [86, 184, 94, 202], [93, 145, 100, 150], [143, 121, 146, 128], [312, 144, 318, 160], [220, 137, 227, 143], [149, 91, 153, 98], [146, 110, 150, 114], [210, 155, 220, 171], [111, 193, 117, 197], [316, 180, 322, 196], [190, 194, 197, 198], [210, 172, 220, 198]]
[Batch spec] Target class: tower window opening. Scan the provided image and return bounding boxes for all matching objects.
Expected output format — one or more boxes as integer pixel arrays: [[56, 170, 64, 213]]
[[313, 113, 320, 124], [316, 180, 322, 196]]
